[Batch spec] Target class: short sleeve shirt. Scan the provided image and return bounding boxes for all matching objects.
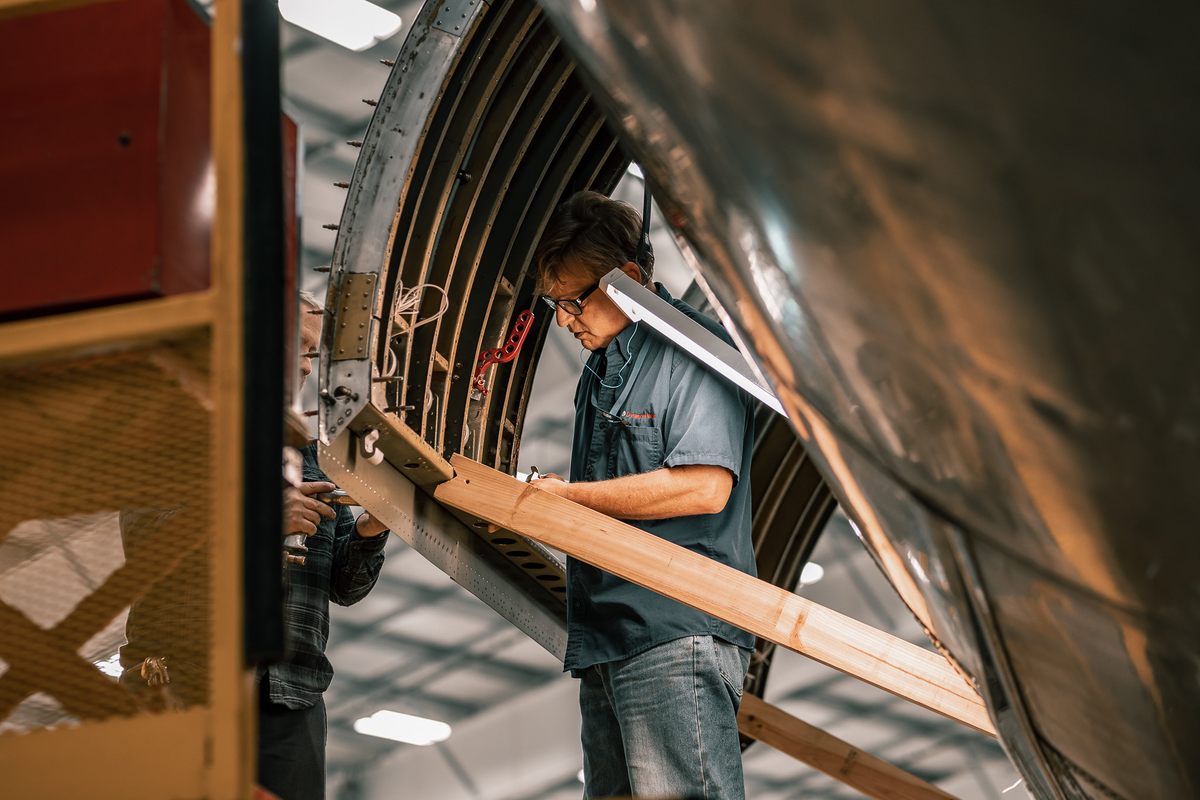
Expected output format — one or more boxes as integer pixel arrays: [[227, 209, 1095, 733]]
[[564, 283, 756, 673]]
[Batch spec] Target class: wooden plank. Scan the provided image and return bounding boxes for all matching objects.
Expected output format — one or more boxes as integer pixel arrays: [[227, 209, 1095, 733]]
[[435, 455, 995, 735], [0, 290, 214, 365], [738, 694, 957, 800]]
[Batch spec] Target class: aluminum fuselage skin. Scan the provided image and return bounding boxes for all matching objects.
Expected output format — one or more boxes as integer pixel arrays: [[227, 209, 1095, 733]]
[[535, 3, 1200, 798]]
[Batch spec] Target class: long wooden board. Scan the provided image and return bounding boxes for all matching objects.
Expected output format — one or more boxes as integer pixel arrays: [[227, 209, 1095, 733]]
[[738, 694, 957, 800], [435, 455, 994, 735]]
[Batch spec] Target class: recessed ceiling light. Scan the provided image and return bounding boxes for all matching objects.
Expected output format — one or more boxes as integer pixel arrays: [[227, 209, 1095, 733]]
[[353, 710, 451, 746], [279, 0, 403, 52]]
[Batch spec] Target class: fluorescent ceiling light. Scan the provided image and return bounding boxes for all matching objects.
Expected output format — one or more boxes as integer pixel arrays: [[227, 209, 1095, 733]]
[[279, 0, 403, 52], [600, 269, 786, 416], [354, 710, 451, 746], [799, 562, 824, 586], [577, 769, 586, 784], [626, 162, 644, 179]]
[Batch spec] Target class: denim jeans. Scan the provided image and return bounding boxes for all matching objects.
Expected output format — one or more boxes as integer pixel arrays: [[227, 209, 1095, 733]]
[[579, 635, 751, 799]]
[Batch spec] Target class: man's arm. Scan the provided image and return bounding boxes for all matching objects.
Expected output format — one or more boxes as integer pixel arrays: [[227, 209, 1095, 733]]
[[534, 464, 732, 520], [355, 513, 388, 538], [330, 508, 388, 606]]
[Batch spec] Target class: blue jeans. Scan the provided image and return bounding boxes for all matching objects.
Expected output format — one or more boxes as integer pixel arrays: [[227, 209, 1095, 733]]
[[579, 635, 751, 799]]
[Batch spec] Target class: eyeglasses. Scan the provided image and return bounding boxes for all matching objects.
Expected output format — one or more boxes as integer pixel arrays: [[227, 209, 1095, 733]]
[[539, 281, 600, 316]]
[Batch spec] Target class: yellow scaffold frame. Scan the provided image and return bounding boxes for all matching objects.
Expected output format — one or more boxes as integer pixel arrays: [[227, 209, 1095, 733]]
[[0, 0, 254, 796]]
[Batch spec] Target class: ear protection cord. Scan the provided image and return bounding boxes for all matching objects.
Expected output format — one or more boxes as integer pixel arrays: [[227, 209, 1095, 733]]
[[580, 320, 642, 389]]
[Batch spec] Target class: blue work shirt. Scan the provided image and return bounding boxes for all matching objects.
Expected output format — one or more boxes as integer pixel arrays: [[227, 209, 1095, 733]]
[[564, 283, 756, 674]]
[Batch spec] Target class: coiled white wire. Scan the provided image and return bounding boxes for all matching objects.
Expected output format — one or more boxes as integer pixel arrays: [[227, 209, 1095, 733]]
[[382, 282, 450, 379]]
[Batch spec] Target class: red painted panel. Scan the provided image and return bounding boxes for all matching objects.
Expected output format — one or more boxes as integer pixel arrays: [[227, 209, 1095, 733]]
[[159, 0, 214, 297], [0, 0, 214, 319], [282, 114, 301, 402]]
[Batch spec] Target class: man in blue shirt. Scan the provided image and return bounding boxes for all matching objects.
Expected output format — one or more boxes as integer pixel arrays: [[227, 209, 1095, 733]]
[[532, 191, 756, 799]]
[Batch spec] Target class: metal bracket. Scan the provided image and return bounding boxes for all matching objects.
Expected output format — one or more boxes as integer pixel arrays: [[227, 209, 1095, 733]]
[[360, 427, 385, 465], [318, 430, 567, 659], [472, 309, 534, 396], [331, 272, 377, 361], [343, 407, 567, 600], [432, 0, 481, 37], [349, 404, 454, 489]]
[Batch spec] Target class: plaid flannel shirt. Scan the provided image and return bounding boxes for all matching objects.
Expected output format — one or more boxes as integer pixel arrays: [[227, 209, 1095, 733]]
[[263, 444, 388, 709]]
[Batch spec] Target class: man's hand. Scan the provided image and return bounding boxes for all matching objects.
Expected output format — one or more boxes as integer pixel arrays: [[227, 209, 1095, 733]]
[[284, 480, 337, 536], [531, 473, 570, 498], [355, 512, 388, 538]]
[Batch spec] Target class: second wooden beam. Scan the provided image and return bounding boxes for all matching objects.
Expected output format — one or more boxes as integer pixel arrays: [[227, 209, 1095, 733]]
[[738, 694, 957, 800]]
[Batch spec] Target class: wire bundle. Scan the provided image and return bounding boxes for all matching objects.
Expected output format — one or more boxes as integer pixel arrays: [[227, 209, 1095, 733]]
[[381, 283, 449, 379], [392, 282, 449, 333]]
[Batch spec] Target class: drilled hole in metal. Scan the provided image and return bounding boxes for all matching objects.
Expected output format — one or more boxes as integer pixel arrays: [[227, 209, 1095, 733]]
[[536, 574, 557, 582], [403, 462, 421, 469], [507, 550, 531, 558], [472, 521, 488, 529], [521, 562, 544, 570], [492, 537, 516, 545], [551, 586, 566, 593]]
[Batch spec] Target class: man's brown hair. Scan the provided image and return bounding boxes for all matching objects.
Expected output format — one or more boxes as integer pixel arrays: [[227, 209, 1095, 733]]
[[534, 190, 654, 295]]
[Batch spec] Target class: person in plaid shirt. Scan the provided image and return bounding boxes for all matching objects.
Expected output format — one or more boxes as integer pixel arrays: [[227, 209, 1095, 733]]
[[257, 290, 390, 799], [120, 290, 389, 798]]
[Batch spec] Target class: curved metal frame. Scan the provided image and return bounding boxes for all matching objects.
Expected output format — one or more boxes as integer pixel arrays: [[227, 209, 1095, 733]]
[[318, 0, 833, 724]]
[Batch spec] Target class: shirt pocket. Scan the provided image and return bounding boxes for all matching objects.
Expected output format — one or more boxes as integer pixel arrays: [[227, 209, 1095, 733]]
[[611, 422, 664, 477]]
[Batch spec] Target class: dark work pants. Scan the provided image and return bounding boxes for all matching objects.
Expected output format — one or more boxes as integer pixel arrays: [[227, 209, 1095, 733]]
[[257, 679, 327, 800]]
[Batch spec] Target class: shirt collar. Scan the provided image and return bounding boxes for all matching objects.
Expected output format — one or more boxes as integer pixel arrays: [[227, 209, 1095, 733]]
[[607, 323, 637, 359]]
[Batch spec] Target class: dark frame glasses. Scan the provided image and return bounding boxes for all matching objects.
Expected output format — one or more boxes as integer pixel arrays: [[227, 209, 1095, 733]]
[[539, 280, 600, 316]]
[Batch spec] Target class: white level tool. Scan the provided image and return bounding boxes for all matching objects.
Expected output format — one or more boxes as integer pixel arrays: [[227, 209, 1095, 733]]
[[600, 268, 786, 416]]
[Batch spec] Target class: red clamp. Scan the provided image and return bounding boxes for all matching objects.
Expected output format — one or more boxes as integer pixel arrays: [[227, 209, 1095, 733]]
[[472, 309, 535, 396]]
